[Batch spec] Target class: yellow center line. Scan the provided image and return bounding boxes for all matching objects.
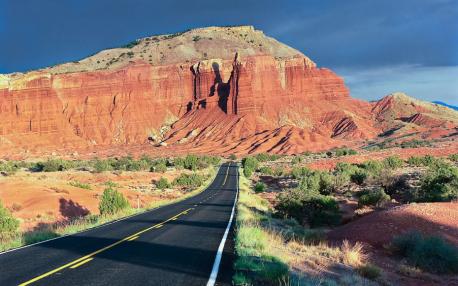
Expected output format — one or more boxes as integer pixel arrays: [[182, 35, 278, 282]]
[[19, 208, 193, 286], [221, 162, 231, 186], [69, 258, 93, 269], [127, 235, 139, 241]]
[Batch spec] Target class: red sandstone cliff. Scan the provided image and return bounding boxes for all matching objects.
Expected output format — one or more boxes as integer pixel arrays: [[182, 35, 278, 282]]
[[0, 26, 456, 157]]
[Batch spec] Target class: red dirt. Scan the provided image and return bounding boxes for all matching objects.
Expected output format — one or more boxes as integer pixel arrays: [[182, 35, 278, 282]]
[[327, 202, 458, 247], [0, 170, 189, 231]]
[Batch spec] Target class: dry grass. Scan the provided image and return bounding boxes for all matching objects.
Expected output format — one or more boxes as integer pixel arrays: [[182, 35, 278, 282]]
[[233, 169, 376, 285]]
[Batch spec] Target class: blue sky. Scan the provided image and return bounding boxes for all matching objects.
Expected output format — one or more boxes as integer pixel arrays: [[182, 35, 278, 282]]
[[1, 0, 457, 104]]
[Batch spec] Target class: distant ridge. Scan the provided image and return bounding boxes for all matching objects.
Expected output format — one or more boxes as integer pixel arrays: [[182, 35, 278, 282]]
[[433, 101, 458, 111]]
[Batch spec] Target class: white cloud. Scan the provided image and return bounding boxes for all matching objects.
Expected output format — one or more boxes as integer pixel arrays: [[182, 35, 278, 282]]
[[335, 65, 458, 105]]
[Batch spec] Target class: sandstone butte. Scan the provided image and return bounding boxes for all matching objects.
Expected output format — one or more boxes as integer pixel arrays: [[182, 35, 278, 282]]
[[0, 26, 457, 158]]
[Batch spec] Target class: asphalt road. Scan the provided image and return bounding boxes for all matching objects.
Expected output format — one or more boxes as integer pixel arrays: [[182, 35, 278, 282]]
[[0, 162, 239, 286]]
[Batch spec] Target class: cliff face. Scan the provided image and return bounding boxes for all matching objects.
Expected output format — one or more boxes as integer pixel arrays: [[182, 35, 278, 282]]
[[0, 26, 456, 157]]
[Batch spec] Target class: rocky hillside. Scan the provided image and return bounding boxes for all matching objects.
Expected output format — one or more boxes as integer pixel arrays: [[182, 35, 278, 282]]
[[0, 26, 456, 157]]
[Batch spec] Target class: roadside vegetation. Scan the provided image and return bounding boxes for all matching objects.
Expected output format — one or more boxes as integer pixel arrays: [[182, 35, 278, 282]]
[[0, 154, 221, 175], [234, 151, 458, 285], [0, 155, 220, 252], [233, 169, 380, 285]]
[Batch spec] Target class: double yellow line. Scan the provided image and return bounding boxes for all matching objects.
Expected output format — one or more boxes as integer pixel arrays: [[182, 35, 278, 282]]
[[19, 208, 193, 286]]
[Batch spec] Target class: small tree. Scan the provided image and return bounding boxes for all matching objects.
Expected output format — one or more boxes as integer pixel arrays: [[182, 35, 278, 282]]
[[156, 177, 170, 189], [242, 157, 259, 177], [254, 182, 266, 193], [0, 201, 19, 239], [99, 188, 129, 215]]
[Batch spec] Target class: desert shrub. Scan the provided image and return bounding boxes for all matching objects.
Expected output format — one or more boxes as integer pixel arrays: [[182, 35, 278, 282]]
[[272, 167, 286, 177], [298, 170, 338, 195], [406, 155, 437, 167], [383, 155, 404, 169], [335, 148, 357, 157], [358, 188, 390, 207], [360, 160, 383, 176], [290, 166, 311, 179], [201, 155, 221, 166], [254, 153, 280, 162], [242, 157, 259, 177], [33, 158, 71, 172], [391, 232, 458, 274], [358, 264, 381, 280], [399, 139, 431, 148], [334, 162, 357, 174], [111, 156, 138, 171], [104, 181, 120, 188], [172, 173, 204, 188], [275, 189, 341, 227], [173, 155, 213, 171], [151, 160, 167, 173], [0, 201, 19, 239], [449, 153, 458, 162], [156, 177, 170, 189], [258, 166, 273, 175], [291, 156, 302, 165], [98, 187, 129, 215], [183, 154, 199, 170], [351, 169, 368, 185], [69, 181, 91, 190], [92, 158, 113, 173], [417, 164, 458, 202], [254, 182, 266, 193], [229, 154, 237, 160], [0, 160, 20, 175]]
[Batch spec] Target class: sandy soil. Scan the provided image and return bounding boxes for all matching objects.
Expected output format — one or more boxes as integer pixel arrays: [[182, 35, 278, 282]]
[[0, 169, 193, 231]]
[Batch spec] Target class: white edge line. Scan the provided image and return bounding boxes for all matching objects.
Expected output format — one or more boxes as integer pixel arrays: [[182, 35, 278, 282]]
[[206, 162, 239, 286], [0, 163, 225, 256]]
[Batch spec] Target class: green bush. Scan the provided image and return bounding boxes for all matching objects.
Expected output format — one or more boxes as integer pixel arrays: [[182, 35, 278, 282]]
[[254, 153, 280, 162], [449, 153, 458, 162], [291, 156, 302, 165], [399, 139, 431, 148], [242, 157, 259, 177], [156, 177, 170, 189], [69, 181, 92, 190], [417, 164, 458, 202], [275, 189, 341, 227], [406, 155, 437, 167], [172, 173, 204, 188], [297, 170, 340, 195], [151, 161, 167, 173], [0, 201, 19, 239], [258, 166, 273, 175], [254, 182, 266, 193], [391, 232, 458, 274], [290, 166, 311, 179], [0, 161, 20, 175], [229, 154, 237, 160], [335, 148, 357, 157], [99, 187, 129, 215], [383, 155, 404, 169], [351, 169, 368, 185], [360, 160, 383, 176], [33, 158, 71, 172], [93, 159, 113, 173], [358, 188, 390, 207]]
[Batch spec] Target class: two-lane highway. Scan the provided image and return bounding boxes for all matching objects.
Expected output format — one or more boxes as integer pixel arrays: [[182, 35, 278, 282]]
[[0, 162, 239, 286]]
